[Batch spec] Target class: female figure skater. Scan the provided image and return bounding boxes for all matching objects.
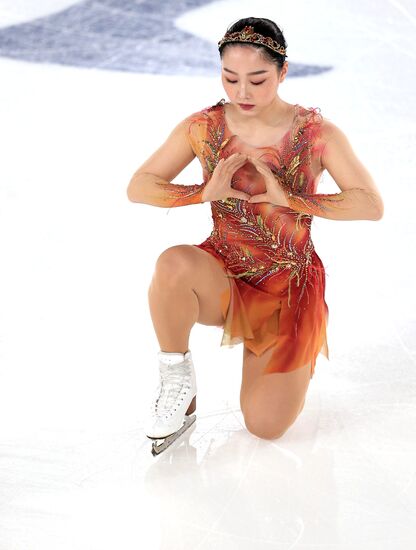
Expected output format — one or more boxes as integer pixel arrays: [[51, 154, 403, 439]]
[[127, 17, 384, 453]]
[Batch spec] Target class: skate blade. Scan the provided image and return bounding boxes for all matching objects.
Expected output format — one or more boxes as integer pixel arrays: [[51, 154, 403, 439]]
[[148, 414, 196, 456]]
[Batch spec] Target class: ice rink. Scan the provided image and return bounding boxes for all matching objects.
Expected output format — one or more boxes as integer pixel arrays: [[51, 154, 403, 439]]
[[0, 0, 415, 548]]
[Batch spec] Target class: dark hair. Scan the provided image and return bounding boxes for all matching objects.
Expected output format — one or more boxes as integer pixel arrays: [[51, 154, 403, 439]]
[[218, 17, 287, 71]]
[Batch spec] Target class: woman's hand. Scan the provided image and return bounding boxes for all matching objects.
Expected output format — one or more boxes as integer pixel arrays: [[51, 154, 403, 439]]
[[201, 153, 252, 202], [247, 156, 290, 207]]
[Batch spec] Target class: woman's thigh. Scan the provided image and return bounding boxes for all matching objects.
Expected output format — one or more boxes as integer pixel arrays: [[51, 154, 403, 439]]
[[154, 244, 231, 327], [240, 345, 312, 440]]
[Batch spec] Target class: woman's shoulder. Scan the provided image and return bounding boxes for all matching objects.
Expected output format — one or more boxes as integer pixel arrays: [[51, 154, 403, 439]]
[[297, 104, 342, 144], [179, 100, 224, 156], [184, 99, 224, 125], [297, 103, 324, 127], [306, 109, 346, 145]]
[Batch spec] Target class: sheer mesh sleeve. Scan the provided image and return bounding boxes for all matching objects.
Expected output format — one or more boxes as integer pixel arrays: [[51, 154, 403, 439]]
[[283, 112, 382, 220], [285, 187, 381, 220], [149, 178, 207, 207]]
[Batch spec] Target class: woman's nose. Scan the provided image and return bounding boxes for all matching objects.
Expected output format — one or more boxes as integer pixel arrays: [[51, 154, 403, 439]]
[[238, 83, 249, 99]]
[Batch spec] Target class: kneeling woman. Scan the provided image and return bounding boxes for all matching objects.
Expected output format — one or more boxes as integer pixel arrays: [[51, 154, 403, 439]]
[[127, 17, 384, 448]]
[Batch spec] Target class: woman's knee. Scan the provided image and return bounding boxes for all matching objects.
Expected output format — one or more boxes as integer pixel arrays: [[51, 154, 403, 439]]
[[244, 414, 291, 440], [240, 364, 311, 440], [150, 245, 230, 327], [153, 245, 195, 287], [242, 397, 299, 440]]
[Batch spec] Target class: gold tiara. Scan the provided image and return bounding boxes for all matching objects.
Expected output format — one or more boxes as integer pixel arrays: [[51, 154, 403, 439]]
[[218, 25, 286, 56]]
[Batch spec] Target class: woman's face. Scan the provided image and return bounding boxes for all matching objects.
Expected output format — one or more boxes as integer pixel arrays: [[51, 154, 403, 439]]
[[220, 45, 288, 113]]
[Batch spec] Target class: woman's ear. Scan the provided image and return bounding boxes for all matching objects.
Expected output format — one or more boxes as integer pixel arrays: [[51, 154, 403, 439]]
[[279, 61, 289, 82]]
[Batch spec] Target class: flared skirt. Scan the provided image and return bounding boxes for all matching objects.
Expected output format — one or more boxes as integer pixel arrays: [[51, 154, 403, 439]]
[[193, 239, 329, 378]]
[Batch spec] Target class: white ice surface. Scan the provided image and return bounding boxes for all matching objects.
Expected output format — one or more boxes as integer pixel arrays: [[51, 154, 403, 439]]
[[0, 0, 415, 549]]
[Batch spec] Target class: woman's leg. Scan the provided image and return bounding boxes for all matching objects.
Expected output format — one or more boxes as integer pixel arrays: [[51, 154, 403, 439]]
[[148, 245, 231, 353], [240, 345, 312, 440]]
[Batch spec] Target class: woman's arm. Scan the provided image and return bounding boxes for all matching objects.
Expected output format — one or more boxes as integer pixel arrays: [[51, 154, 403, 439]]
[[126, 116, 207, 208], [285, 120, 384, 220]]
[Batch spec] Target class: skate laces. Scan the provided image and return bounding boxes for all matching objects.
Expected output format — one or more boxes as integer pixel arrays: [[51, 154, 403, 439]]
[[152, 361, 192, 417]]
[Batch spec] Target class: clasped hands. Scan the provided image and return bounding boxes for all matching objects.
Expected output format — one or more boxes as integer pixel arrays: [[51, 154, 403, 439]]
[[202, 152, 290, 206]]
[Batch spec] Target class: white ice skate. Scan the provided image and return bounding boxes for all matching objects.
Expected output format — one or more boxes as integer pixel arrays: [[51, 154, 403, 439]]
[[144, 349, 197, 456]]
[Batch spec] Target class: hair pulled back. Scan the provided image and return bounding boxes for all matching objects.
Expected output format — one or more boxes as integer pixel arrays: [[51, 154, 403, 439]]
[[218, 17, 287, 71]]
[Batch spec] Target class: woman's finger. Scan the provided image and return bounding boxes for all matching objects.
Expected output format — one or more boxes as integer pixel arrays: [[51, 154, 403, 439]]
[[230, 190, 251, 201], [227, 152, 248, 163], [250, 157, 271, 171], [249, 157, 265, 168], [248, 193, 268, 203], [215, 158, 225, 171], [249, 156, 266, 164], [227, 155, 247, 166]]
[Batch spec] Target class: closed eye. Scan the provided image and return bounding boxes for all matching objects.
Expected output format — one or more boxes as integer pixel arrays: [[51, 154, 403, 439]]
[[225, 78, 266, 86]]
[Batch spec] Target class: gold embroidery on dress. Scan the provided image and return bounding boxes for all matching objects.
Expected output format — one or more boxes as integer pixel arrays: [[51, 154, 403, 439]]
[[198, 102, 324, 310]]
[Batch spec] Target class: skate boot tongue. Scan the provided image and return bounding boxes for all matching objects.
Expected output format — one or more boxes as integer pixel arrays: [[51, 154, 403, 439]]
[[159, 362, 191, 385], [155, 352, 193, 416]]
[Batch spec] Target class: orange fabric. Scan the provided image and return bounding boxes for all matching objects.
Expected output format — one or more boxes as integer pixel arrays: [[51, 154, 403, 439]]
[[196, 238, 329, 379], [163, 99, 330, 377]]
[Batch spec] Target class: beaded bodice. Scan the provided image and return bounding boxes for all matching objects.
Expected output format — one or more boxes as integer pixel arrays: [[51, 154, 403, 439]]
[[188, 99, 326, 306]]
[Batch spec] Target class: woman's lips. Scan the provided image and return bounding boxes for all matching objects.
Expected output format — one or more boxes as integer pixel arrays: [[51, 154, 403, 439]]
[[238, 103, 255, 110]]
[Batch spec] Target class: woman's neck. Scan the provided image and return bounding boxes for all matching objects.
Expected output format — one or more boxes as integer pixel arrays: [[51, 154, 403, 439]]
[[227, 98, 293, 130]]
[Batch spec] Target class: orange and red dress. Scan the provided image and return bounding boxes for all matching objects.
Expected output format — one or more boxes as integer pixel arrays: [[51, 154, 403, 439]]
[[150, 98, 332, 378]]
